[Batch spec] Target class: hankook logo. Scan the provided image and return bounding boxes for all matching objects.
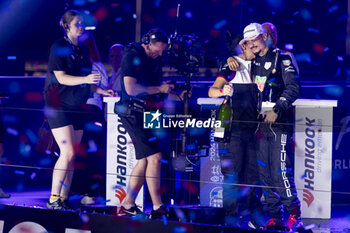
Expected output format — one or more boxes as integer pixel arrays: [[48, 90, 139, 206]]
[[303, 117, 316, 207], [302, 189, 314, 207], [115, 186, 127, 203]]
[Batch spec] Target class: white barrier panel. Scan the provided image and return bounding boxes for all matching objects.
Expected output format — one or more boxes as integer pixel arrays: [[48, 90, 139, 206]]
[[198, 101, 223, 207], [294, 99, 337, 219], [104, 97, 144, 208]]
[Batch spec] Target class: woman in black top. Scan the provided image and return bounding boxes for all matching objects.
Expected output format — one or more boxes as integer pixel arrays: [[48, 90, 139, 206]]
[[44, 10, 114, 210]]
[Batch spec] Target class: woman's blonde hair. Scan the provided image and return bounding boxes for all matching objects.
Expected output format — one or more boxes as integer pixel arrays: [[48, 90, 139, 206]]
[[59, 9, 81, 33]]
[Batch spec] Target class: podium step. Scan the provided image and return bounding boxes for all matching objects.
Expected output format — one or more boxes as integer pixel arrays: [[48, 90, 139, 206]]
[[169, 206, 225, 225]]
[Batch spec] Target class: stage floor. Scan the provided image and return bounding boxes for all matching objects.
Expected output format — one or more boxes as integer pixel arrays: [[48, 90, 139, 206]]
[[0, 189, 349, 233]]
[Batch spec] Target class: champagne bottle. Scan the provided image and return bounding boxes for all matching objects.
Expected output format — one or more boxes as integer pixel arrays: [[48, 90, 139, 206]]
[[214, 84, 233, 142]]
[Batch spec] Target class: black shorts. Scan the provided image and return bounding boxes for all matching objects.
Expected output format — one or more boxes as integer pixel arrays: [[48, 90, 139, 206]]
[[45, 105, 88, 130], [119, 114, 160, 160]]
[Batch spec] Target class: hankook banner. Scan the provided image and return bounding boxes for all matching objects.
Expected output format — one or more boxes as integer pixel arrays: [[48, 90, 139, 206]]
[[294, 99, 337, 219], [104, 97, 144, 208]]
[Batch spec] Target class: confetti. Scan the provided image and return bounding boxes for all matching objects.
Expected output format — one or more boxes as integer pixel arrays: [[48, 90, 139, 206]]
[[14, 170, 25, 175], [90, 183, 99, 190], [337, 14, 350, 21], [160, 159, 168, 164], [232, 0, 241, 7], [337, 56, 343, 61], [173, 226, 186, 233], [54, 46, 71, 56], [80, 214, 90, 223], [94, 6, 109, 22], [132, 57, 141, 66], [114, 17, 123, 23], [153, 129, 166, 139], [182, 181, 198, 194], [284, 43, 294, 50], [9, 81, 21, 94], [30, 172, 36, 180], [266, 0, 283, 11], [218, 149, 229, 155], [153, 0, 162, 8], [257, 159, 266, 167], [210, 28, 221, 38], [328, 5, 339, 14], [25, 129, 37, 144], [87, 139, 98, 153], [19, 143, 31, 157], [300, 8, 312, 21], [324, 86, 343, 97], [161, 214, 168, 225], [221, 159, 233, 168], [186, 143, 196, 150], [294, 53, 311, 62], [84, 122, 103, 132], [68, 194, 81, 201], [6, 127, 19, 136], [307, 27, 321, 34], [24, 92, 43, 102], [60, 181, 68, 188], [184, 11, 193, 19], [16, 182, 24, 192], [38, 157, 53, 166], [73, 0, 86, 6], [168, 8, 177, 18], [312, 43, 326, 54], [213, 19, 227, 29]]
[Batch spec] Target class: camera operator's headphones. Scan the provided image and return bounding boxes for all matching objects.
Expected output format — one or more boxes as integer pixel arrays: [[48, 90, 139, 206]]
[[141, 28, 168, 45]]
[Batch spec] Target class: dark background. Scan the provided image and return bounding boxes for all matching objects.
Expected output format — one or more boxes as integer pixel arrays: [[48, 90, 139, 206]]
[[0, 0, 348, 80]]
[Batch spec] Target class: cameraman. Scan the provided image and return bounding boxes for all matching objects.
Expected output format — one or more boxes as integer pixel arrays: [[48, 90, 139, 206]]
[[117, 28, 185, 218]]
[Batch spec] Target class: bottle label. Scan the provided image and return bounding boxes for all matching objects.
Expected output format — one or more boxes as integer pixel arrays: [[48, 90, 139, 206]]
[[214, 127, 225, 138]]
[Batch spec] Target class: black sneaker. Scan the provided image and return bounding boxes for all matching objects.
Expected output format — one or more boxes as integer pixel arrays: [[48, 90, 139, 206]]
[[46, 199, 65, 210], [117, 205, 148, 218], [0, 188, 10, 198], [150, 205, 169, 219], [61, 199, 76, 211]]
